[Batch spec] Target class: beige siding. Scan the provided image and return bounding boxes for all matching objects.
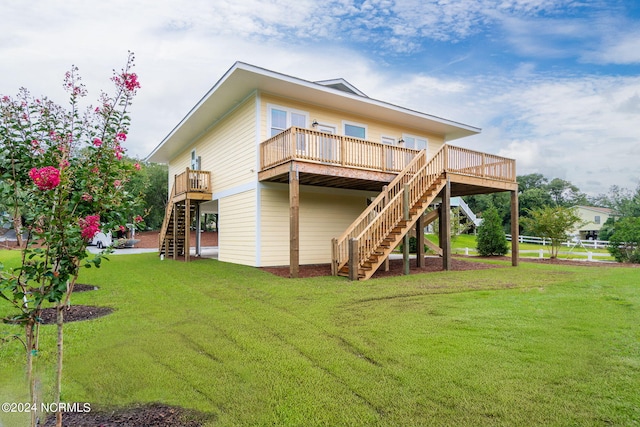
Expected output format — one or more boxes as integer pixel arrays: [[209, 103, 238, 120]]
[[259, 93, 445, 156], [168, 94, 257, 194], [259, 184, 369, 266], [219, 189, 257, 266]]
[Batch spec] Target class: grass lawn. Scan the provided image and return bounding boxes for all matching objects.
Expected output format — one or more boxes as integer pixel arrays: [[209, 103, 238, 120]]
[[1, 251, 639, 426], [428, 234, 615, 261]]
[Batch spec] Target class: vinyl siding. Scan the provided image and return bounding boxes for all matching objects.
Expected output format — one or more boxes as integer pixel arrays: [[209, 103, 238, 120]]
[[259, 184, 368, 266], [259, 93, 445, 156], [168, 94, 257, 195], [219, 189, 257, 266]]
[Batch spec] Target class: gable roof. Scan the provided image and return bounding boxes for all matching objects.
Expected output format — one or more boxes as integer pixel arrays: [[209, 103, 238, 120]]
[[147, 62, 481, 163], [314, 78, 368, 97]]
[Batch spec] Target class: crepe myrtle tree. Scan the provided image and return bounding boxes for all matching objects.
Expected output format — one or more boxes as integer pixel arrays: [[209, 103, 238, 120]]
[[0, 52, 142, 427]]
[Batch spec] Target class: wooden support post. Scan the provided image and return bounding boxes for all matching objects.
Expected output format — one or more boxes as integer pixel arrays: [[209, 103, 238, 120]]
[[403, 184, 410, 276], [416, 213, 425, 268], [348, 238, 359, 281], [440, 179, 451, 271], [172, 203, 177, 261], [289, 168, 299, 278], [511, 190, 519, 267], [185, 199, 191, 262], [195, 203, 201, 257], [382, 185, 390, 272]]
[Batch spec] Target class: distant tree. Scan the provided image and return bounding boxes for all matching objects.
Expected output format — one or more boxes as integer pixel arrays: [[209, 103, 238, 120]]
[[476, 206, 509, 256], [140, 162, 168, 229], [607, 217, 640, 263], [517, 173, 548, 192], [593, 184, 640, 218], [547, 178, 587, 207], [522, 206, 583, 258]]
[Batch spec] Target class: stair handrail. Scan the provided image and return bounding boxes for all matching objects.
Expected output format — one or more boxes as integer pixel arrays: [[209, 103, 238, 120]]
[[352, 146, 446, 271], [158, 182, 177, 252], [331, 148, 432, 274]]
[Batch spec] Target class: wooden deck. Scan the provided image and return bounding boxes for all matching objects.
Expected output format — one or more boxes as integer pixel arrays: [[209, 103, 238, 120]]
[[259, 127, 519, 279], [259, 127, 517, 195]]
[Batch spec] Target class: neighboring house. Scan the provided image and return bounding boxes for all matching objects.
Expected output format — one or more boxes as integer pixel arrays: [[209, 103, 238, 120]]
[[573, 206, 615, 239], [147, 62, 519, 280]]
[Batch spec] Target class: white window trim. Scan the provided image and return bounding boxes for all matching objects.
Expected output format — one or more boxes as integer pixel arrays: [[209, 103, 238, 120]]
[[267, 103, 310, 135], [342, 120, 368, 140], [381, 135, 397, 145]]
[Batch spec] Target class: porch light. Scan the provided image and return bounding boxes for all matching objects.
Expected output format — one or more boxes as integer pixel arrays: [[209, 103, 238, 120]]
[[312, 120, 319, 127], [398, 138, 404, 144]]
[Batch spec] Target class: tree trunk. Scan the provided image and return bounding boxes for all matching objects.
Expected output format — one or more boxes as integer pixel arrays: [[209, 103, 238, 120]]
[[55, 304, 64, 427], [12, 214, 23, 247], [25, 320, 37, 427]]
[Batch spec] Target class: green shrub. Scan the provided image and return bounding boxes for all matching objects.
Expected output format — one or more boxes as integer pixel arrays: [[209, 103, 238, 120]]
[[476, 206, 509, 256], [608, 217, 640, 263]]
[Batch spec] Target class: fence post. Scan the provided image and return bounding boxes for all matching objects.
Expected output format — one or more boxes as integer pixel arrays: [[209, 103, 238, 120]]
[[539, 249, 543, 259]]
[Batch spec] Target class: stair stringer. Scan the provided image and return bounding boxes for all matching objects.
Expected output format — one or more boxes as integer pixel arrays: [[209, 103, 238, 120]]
[[337, 176, 445, 279], [353, 175, 447, 280]]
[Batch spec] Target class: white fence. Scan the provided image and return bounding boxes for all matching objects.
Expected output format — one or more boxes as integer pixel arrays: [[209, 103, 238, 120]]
[[506, 234, 610, 249]]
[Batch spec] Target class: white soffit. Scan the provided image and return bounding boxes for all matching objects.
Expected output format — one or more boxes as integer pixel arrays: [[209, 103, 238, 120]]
[[147, 62, 480, 163]]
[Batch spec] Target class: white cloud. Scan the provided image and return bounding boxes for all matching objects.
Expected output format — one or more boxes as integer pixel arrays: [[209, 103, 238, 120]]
[[1, 0, 638, 197]]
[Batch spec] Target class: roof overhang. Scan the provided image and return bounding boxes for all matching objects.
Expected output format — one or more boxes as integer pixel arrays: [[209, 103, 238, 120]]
[[147, 62, 481, 163]]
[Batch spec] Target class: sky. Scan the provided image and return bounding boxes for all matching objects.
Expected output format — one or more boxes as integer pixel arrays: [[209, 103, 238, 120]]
[[1, 0, 639, 196]]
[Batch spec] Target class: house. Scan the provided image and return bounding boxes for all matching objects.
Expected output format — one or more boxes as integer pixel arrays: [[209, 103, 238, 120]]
[[573, 206, 615, 240], [147, 62, 519, 279]]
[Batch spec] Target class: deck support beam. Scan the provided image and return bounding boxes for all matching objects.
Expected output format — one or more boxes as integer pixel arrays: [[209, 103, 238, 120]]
[[289, 168, 300, 278], [416, 213, 425, 268], [185, 199, 191, 262], [439, 178, 451, 271], [195, 203, 201, 257], [403, 184, 410, 275], [511, 190, 519, 266]]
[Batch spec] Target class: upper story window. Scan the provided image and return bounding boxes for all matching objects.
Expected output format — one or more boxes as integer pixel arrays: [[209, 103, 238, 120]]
[[268, 104, 308, 137], [594, 215, 601, 224], [343, 121, 367, 139], [402, 134, 428, 151]]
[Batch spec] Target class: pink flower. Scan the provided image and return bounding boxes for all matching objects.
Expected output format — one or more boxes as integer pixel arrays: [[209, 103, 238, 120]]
[[134, 163, 141, 171], [114, 145, 125, 160], [79, 215, 100, 240], [31, 140, 39, 148], [28, 166, 61, 191], [59, 159, 70, 169], [122, 73, 140, 91], [134, 215, 143, 223], [114, 180, 122, 188], [116, 132, 127, 141], [92, 137, 102, 147], [81, 193, 93, 201]]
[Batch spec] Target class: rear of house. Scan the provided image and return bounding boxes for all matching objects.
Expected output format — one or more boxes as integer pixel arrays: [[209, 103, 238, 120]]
[[147, 62, 518, 279]]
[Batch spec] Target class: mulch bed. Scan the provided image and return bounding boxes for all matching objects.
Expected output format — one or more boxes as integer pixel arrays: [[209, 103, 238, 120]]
[[261, 256, 504, 279], [38, 305, 114, 325], [42, 402, 213, 427], [262, 254, 639, 279]]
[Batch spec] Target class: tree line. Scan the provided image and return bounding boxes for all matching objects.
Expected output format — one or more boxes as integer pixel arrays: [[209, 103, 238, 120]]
[[467, 173, 640, 263]]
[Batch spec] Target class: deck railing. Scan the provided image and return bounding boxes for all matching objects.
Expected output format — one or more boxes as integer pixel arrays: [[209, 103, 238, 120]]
[[260, 127, 419, 173], [447, 146, 515, 182], [174, 168, 212, 196], [331, 145, 516, 275]]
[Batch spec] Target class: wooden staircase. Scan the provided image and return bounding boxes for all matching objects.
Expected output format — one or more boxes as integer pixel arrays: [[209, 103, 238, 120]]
[[158, 168, 212, 261], [332, 146, 449, 280]]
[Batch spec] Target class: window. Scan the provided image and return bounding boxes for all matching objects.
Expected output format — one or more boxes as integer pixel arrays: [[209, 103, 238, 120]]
[[343, 121, 367, 139], [268, 105, 308, 137], [402, 134, 428, 151], [381, 136, 396, 145], [594, 215, 600, 224]]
